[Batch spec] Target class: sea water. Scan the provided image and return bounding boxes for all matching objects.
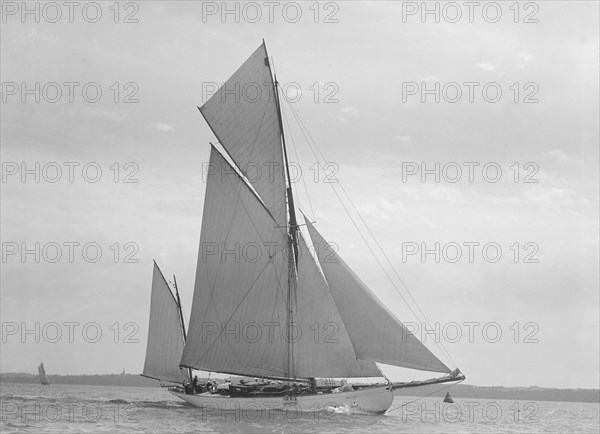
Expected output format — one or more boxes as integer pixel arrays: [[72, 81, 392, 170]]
[[1, 383, 598, 433]]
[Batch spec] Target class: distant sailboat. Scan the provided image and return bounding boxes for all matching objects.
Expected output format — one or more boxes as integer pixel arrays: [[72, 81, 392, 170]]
[[38, 361, 49, 385], [147, 41, 464, 414], [141, 261, 191, 386], [443, 392, 454, 403]]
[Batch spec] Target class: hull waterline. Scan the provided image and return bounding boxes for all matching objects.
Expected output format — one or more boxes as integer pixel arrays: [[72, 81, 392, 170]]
[[169, 385, 394, 414]]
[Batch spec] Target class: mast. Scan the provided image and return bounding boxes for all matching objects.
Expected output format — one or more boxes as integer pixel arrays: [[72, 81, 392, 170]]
[[264, 40, 299, 390], [172, 275, 193, 382], [274, 75, 299, 265]]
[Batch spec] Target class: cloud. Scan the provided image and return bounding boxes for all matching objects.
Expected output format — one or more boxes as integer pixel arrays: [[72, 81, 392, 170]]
[[83, 108, 128, 123], [523, 187, 575, 209], [516, 52, 533, 69], [475, 62, 494, 72], [426, 185, 465, 203], [155, 122, 174, 132], [332, 105, 358, 122], [393, 135, 413, 146], [546, 149, 577, 166]]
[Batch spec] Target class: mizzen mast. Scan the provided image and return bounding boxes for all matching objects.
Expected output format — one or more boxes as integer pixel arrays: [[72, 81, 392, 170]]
[[172, 275, 193, 382]]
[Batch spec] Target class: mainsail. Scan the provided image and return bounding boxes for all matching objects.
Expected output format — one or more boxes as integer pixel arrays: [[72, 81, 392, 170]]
[[181, 146, 289, 378], [181, 149, 382, 377], [199, 42, 286, 227], [38, 362, 49, 385], [142, 262, 190, 384]]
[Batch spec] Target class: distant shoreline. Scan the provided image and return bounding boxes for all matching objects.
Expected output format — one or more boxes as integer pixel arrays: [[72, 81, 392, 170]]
[[2, 373, 598, 403]]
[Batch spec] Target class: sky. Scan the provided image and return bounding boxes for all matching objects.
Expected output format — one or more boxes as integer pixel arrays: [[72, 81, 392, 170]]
[[1, 1, 598, 390]]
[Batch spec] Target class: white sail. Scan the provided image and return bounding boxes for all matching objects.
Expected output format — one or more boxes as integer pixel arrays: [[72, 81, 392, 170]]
[[199, 42, 286, 227], [304, 218, 451, 374], [38, 362, 49, 385], [142, 262, 190, 384]]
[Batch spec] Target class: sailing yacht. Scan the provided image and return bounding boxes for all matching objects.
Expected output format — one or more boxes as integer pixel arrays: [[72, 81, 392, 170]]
[[38, 361, 50, 385], [444, 392, 455, 403], [144, 41, 464, 414]]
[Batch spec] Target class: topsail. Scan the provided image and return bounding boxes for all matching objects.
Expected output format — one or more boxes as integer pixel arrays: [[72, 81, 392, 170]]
[[199, 42, 287, 227]]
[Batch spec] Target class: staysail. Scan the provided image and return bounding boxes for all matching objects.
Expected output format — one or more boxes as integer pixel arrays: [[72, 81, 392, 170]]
[[142, 262, 190, 384], [180, 147, 382, 379], [38, 362, 49, 385], [304, 217, 451, 374], [199, 42, 287, 227]]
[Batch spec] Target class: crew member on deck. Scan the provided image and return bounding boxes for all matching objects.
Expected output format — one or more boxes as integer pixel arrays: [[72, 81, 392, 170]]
[[309, 377, 317, 394]]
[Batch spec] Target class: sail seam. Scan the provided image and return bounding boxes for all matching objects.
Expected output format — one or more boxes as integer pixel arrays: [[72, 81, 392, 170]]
[[195, 258, 281, 364]]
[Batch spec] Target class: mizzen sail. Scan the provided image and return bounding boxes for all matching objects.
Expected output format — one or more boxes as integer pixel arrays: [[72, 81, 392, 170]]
[[199, 42, 286, 227], [304, 218, 451, 374], [142, 262, 190, 384]]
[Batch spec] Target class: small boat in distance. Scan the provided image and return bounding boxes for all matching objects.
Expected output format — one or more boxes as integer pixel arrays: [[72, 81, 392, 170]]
[[38, 361, 50, 385], [443, 392, 454, 403]]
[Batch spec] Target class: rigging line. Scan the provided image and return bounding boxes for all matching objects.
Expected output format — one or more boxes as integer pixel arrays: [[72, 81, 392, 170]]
[[286, 102, 456, 368], [387, 378, 465, 414], [337, 180, 458, 368], [285, 105, 421, 321], [280, 97, 316, 222], [285, 101, 457, 367]]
